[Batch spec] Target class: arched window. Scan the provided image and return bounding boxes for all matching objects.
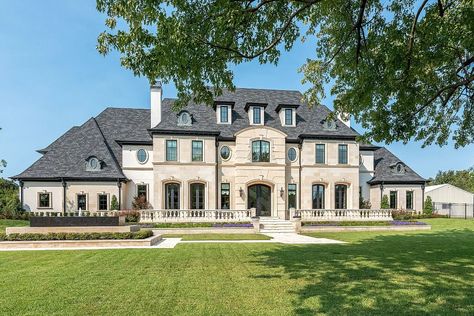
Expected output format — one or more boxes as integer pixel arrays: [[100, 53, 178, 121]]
[[165, 183, 180, 209], [312, 184, 325, 209], [335, 184, 347, 209], [190, 183, 205, 209], [252, 140, 270, 162]]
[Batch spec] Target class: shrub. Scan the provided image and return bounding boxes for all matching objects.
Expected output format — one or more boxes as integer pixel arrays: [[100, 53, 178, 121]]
[[423, 196, 434, 215], [132, 196, 151, 210], [359, 199, 372, 209], [0, 230, 152, 242], [120, 210, 141, 223], [151, 222, 253, 228], [110, 195, 119, 210], [381, 195, 390, 209], [392, 209, 447, 220]]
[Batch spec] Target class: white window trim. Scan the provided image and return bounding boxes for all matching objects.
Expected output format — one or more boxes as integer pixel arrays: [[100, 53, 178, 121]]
[[249, 106, 264, 126], [136, 183, 149, 201], [37, 192, 52, 209], [136, 148, 149, 164], [191, 140, 204, 162], [76, 193, 88, 211], [217, 104, 232, 124], [97, 193, 110, 211], [281, 108, 296, 127], [165, 139, 179, 162]]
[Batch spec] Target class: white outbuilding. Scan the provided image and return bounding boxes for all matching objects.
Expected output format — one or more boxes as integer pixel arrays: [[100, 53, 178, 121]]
[[426, 184, 474, 218]]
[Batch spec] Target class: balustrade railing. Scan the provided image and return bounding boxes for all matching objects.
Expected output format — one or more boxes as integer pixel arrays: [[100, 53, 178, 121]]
[[139, 209, 255, 223], [292, 209, 393, 221]]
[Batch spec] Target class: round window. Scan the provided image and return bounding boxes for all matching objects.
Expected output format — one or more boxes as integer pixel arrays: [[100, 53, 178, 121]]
[[220, 146, 231, 160], [137, 149, 148, 164], [288, 148, 297, 162], [89, 157, 99, 169]]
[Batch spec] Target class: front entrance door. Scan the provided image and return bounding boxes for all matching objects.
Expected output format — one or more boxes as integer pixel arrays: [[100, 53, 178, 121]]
[[248, 184, 271, 216]]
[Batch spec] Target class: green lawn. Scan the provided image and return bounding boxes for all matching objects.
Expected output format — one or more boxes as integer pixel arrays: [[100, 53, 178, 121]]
[[0, 219, 28, 233], [1, 219, 474, 315], [161, 233, 271, 240]]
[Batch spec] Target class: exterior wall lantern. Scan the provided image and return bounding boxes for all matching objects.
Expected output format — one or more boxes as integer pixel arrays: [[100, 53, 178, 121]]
[[280, 187, 284, 198], [239, 187, 244, 197]]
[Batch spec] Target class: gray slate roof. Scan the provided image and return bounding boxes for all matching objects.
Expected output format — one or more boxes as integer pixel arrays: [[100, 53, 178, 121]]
[[153, 88, 358, 140], [13, 87, 422, 184], [368, 147, 426, 184]]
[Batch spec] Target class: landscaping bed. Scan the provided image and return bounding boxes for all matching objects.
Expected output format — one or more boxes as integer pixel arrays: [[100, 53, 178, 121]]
[[143, 222, 253, 229], [0, 230, 152, 242], [302, 220, 428, 226]]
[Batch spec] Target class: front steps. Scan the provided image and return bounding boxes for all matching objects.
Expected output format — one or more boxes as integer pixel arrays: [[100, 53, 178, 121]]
[[259, 217, 295, 233]]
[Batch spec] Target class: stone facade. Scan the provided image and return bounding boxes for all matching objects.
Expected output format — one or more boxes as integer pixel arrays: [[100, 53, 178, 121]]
[[14, 86, 426, 216]]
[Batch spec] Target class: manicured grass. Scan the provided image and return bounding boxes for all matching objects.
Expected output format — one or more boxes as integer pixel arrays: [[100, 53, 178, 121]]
[[0, 219, 28, 233], [161, 233, 271, 240], [1, 219, 474, 315]]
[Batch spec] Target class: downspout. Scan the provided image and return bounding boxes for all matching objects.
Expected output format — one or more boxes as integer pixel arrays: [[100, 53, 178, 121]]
[[117, 180, 122, 210], [298, 142, 302, 211], [62, 178, 67, 213], [19, 180, 24, 211], [215, 139, 219, 210], [380, 182, 384, 208], [421, 183, 425, 213]]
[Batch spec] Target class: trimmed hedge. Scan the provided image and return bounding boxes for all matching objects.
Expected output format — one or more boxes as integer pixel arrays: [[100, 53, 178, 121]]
[[0, 230, 153, 242], [392, 210, 448, 220], [150, 222, 252, 229], [302, 221, 392, 227]]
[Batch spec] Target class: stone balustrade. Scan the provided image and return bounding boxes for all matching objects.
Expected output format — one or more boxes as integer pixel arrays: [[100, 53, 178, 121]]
[[139, 209, 256, 223], [292, 209, 393, 221]]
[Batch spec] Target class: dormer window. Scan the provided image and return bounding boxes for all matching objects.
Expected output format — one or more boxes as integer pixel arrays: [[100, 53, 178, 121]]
[[285, 109, 293, 125], [86, 156, 103, 171], [217, 104, 232, 124], [177, 111, 192, 126], [253, 107, 262, 124], [276, 104, 298, 127], [393, 163, 406, 174], [323, 119, 337, 130], [220, 106, 229, 123]]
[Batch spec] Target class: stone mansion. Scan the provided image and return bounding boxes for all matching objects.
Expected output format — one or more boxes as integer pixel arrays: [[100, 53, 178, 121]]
[[13, 85, 426, 218]]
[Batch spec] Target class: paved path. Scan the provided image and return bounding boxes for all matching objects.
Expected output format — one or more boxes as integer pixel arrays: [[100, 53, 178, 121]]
[[0, 234, 344, 251], [262, 233, 345, 244]]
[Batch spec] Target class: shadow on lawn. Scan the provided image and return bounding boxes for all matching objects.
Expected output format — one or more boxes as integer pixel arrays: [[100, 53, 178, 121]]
[[253, 229, 474, 315]]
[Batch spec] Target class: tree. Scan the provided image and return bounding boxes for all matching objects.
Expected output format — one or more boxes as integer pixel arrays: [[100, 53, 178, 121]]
[[97, 0, 473, 147], [429, 167, 474, 193], [0, 178, 21, 219], [381, 194, 389, 209], [423, 196, 434, 215], [110, 195, 119, 210]]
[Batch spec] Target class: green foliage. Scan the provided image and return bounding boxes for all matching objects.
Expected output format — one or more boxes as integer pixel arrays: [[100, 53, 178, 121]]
[[392, 209, 447, 220], [110, 195, 119, 210], [303, 221, 392, 226], [132, 196, 151, 210], [430, 167, 474, 193], [424, 196, 434, 215], [0, 179, 23, 219], [381, 194, 390, 209], [97, 1, 474, 147], [121, 210, 141, 223], [0, 230, 152, 242]]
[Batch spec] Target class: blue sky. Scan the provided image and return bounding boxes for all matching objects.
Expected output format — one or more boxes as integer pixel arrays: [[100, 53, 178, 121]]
[[0, 0, 472, 180]]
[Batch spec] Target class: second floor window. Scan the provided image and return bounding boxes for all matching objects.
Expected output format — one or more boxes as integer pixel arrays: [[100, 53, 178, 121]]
[[192, 140, 203, 161], [252, 140, 270, 162], [220, 106, 229, 123], [166, 140, 177, 161], [285, 109, 293, 125], [316, 144, 325, 164], [338, 144, 348, 164], [253, 107, 261, 124]]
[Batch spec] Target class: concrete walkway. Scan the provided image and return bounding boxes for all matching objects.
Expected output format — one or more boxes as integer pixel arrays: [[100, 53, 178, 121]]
[[0, 234, 344, 251]]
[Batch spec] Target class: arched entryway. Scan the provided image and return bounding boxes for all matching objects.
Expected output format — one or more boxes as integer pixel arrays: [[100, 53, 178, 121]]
[[248, 184, 271, 216]]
